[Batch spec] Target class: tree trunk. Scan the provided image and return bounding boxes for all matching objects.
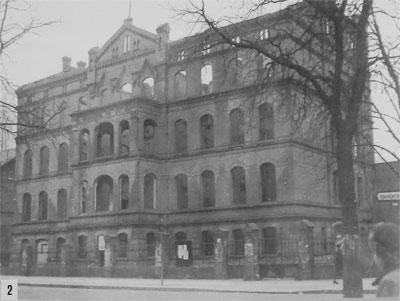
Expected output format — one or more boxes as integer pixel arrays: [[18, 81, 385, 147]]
[[337, 132, 363, 298]]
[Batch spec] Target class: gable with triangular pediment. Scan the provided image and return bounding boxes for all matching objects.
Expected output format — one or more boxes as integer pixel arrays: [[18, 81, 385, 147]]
[[97, 21, 158, 62]]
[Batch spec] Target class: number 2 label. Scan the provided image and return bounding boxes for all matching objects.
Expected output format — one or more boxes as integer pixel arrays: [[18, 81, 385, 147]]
[[0, 280, 18, 300]]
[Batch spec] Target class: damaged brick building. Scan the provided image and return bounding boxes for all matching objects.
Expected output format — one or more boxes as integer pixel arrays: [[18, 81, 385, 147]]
[[7, 3, 375, 279]]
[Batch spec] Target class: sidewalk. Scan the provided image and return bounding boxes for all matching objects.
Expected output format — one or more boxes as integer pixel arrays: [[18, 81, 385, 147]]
[[0, 275, 377, 294]]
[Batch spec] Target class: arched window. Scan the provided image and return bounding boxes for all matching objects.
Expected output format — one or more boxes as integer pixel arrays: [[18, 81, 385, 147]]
[[95, 122, 114, 157], [260, 163, 277, 202], [175, 174, 188, 210], [174, 71, 187, 99], [58, 142, 69, 172], [119, 120, 130, 154], [80, 181, 88, 214], [333, 170, 339, 204], [143, 119, 157, 153], [174, 119, 187, 153], [142, 77, 154, 98], [55, 237, 65, 261], [175, 232, 187, 242], [23, 149, 33, 179], [231, 166, 246, 204], [120, 174, 129, 210], [201, 170, 215, 207], [144, 173, 156, 209], [262, 227, 277, 255], [79, 129, 90, 161], [22, 193, 31, 222], [57, 189, 67, 219], [79, 96, 87, 110], [95, 175, 113, 212], [99, 88, 109, 103], [230, 108, 244, 145], [38, 191, 48, 220], [259, 103, 274, 140], [201, 65, 213, 95], [78, 235, 87, 258], [232, 229, 245, 256], [200, 114, 214, 149], [146, 232, 155, 257], [201, 230, 214, 256], [39, 146, 50, 176], [118, 233, 128, 258], [121, 83, 133, 94]]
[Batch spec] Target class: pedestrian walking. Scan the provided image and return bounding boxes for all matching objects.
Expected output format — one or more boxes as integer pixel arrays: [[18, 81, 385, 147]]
[[369, 222, 399, 298], [333, 243, 343, 284]]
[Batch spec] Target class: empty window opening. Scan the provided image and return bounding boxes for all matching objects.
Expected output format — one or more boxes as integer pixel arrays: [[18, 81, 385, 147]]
[[58, 142, 69, 172], [202, 231, 214, 256], [259, 103, 274, 140], [80, 181, 88, 214], [174, 70, 187, 99], [22, 193, 31, 222], [79, 129, 90, 161], [176, 174, 188, 210], [57, 189, 68, 219], [95, 122, 114, 157], [38, 191, 48, 221], [200, 65, 213, 95], [357, 176, 363, 207], [96, 175, 113, 212], [78, 235, 87, 258], [201, 170, 215, 207], [174, 119, 188, 153], [123, 35, 131, 53], [231, 166, 246, 204], [119, 120, 130, 154], [200, 114, 214, 149], [118, 233, 128, 258], [201, 44, 211, 55], [333, 170, 340, 204], [121, 83, 133, 94], [144, 173, 156, 209], [142, 77, 154, 98], [55, 238, 65, 261], [232, 229, 245, 256], [39, 146, 50, 177], [120, 174, 129, 210], [23, 149, 33, 179], [146, 232, 155, 257], [263, 227, 277, 255], [230, 108, 245, 145], [259, 28, 269, 40], [177, 50, 185, 61], [260, 163, 277, 202]]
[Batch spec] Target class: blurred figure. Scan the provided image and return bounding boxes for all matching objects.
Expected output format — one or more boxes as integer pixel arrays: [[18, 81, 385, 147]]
[[369, 222, 400, 298], [333, 243, 343, 284]]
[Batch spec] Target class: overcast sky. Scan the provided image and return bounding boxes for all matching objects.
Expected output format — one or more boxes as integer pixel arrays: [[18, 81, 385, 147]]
[[2, 0, 399, 161]]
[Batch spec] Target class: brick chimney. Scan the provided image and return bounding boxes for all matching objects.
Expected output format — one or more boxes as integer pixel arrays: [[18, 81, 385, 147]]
[[77, 61, 86, 70], [62, 56, 72, 72]]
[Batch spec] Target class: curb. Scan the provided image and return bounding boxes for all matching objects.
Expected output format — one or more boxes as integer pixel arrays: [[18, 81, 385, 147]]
[[19, 283, 377, 295]]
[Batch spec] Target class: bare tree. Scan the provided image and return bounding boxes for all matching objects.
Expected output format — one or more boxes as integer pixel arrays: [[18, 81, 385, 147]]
[[175, 0, 399, 297], [0, 0, 59, 150]]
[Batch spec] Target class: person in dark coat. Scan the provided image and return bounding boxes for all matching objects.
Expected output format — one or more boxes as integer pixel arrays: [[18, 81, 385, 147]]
[[333, 243, 343, 284], [369, 222, 399, 298]]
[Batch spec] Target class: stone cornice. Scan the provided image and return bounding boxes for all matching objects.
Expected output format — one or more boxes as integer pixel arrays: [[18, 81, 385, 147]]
[[16, 125, 73, 142]]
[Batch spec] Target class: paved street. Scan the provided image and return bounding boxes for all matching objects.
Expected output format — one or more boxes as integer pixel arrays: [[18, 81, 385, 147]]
[[19, 286, 376, 301]]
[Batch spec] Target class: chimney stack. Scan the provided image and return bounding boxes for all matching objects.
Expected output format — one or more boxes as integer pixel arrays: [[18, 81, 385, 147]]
[[77, 61, 87, 70], [62, 56, 72, 72]]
